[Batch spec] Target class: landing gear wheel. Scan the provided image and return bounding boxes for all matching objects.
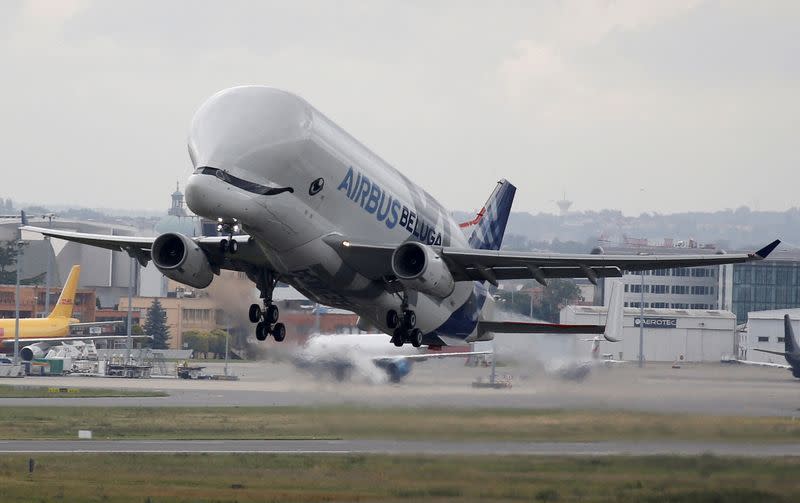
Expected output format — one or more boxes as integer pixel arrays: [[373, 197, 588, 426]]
[[409, 328, 423, 348], [229, 239, 239, 254], [248, 304, 262, 323], [219, 239, 228, 253], [392, 328, 405, 347], [255, 321, 269, 341], [403, 310, 416, 329], [265, 304, 280, 324], [272, 322, 286, 342], [386, 310, 399, 329]]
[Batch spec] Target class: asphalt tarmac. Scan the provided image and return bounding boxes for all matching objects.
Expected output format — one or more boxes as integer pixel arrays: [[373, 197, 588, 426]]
[[1, 360, 798, 417], [0, 439, 798, 457]]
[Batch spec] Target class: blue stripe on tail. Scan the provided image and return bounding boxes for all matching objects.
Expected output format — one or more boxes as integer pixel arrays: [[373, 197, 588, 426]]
[[468, 180, 516, 250]]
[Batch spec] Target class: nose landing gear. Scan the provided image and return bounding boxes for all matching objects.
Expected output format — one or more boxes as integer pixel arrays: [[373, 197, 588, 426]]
[[217, 219, 240, 254]]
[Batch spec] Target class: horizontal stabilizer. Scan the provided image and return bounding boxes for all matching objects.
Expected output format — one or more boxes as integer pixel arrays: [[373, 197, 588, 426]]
[[1, 335, 151, 345], [479, 321, 605, 335], [753, 348, 791, 358]]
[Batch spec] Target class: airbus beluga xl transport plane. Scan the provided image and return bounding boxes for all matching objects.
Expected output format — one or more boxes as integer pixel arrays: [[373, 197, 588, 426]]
[[23, 86, 780, 349]]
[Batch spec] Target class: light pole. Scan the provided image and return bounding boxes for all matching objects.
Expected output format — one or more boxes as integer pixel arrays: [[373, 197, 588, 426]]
[[13, 239, 23, 365], [125, 257, 134, 366], [224, 319, 230, 377], [44, 236, 51, 315], [638, 271, 645, 368]]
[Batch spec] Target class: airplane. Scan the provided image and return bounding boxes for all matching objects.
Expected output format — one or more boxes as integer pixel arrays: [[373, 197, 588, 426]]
[[732, 314, 800, 379], [298, 282, 624, 383], [292, 332, 491, 383], [0, 265, 145, 361], [21, 86, 781, 351]]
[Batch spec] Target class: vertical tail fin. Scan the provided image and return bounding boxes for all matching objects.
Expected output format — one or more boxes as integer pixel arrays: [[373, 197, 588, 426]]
[[48, 265, 80, 319], [784, 315, 798, 354], [465, 179, 516, 250]]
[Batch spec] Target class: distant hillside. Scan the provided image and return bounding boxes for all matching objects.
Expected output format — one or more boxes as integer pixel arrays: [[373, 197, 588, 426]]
[[453, 207, 800, 251]]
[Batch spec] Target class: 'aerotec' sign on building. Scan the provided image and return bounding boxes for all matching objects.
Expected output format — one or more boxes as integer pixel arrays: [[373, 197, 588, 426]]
[[633, 317, 678, 329]]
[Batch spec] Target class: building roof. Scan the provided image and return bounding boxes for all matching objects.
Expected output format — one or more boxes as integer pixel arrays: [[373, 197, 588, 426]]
[[565, 304, 735, 319], [747, 307, 800, 320]]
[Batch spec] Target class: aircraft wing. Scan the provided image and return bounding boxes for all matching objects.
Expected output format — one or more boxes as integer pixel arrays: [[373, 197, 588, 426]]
[[373, 350, 491, 362], [329, 237, 780, 284], [69, 321, 125, 328], [1, 335, 152, 344], [21, 225, 262, 269]]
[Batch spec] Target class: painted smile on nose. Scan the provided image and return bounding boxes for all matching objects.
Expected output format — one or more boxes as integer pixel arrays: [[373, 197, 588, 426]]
[[194, 167, 294, 196]]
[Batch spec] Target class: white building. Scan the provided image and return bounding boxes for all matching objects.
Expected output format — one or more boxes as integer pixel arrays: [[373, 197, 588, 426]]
[[561, 304, 736, 362], [742, 308, 800, 364]]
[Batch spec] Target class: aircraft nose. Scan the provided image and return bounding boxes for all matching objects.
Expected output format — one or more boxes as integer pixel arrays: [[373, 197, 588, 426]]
[[187, 86, 312, 173]]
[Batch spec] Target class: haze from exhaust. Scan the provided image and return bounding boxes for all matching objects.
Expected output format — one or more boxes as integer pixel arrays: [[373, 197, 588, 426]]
[[1, 1, 798, 215]]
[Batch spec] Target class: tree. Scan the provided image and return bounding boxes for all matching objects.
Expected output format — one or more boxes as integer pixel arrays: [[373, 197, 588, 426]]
[[0, 241, 22, 285], [182, 330, 209, 358], [533, 279, 581, 322], [208, 329, 228, 359], [144, 298, 171, 349]]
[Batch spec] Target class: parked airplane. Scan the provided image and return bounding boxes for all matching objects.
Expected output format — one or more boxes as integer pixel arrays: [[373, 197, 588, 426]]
[[22, 87, 780, 349], [293, 333, 490, 383], [0, 265, 143, 361], [734, 315, 800, 379]]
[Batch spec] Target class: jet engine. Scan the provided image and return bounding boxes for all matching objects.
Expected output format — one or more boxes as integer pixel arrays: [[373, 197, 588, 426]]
[[391, 242, 454, 298], [151, 233, 214, 289], [379, 358, 412, 383], [20, 342, 50, 361]]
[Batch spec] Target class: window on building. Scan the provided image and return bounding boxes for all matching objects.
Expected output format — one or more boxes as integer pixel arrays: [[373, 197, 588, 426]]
[[757, 336, 769, 342], [778, 337, 785, 343]]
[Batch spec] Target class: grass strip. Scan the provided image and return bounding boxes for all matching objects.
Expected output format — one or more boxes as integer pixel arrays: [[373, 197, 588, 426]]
[[1, 406, 800, 442], [0, 453, 797, 502], [0, 385, 167, 399]]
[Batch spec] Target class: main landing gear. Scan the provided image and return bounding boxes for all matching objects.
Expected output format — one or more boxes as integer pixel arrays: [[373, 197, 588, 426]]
[[217, 219, 240, 254], [386, 298, 422, 348], [250, 269, 286, 342]]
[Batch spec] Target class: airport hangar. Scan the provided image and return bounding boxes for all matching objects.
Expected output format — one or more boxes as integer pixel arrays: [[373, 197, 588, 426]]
[[561, 304, 736, 363], [740, 307, 800, 364]]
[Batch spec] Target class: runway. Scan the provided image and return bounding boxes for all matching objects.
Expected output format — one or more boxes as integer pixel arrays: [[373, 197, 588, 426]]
[[1, 439, 798, 457], [2, 361, 799, 417]]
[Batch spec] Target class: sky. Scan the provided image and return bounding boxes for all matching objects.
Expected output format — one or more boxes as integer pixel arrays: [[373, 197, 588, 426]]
[[1, 0, 798, 216]]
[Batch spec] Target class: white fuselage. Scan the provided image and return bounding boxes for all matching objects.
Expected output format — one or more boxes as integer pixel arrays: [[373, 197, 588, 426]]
[[184, 86, 492, 346]]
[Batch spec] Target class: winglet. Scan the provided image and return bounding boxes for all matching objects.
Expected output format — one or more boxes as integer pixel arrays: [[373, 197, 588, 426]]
[[754, 239, 780, 259], [603, 281, 623, 342]]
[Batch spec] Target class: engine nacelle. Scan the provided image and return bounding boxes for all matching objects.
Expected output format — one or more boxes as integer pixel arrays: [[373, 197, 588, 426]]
[[391, 242, 455, 299], [151, 233, 214, 289], [21, 342, 50, 361]]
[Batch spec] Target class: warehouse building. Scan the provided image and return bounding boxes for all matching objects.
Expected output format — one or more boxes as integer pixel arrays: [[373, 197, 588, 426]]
[[561, 304, 736, 362]]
